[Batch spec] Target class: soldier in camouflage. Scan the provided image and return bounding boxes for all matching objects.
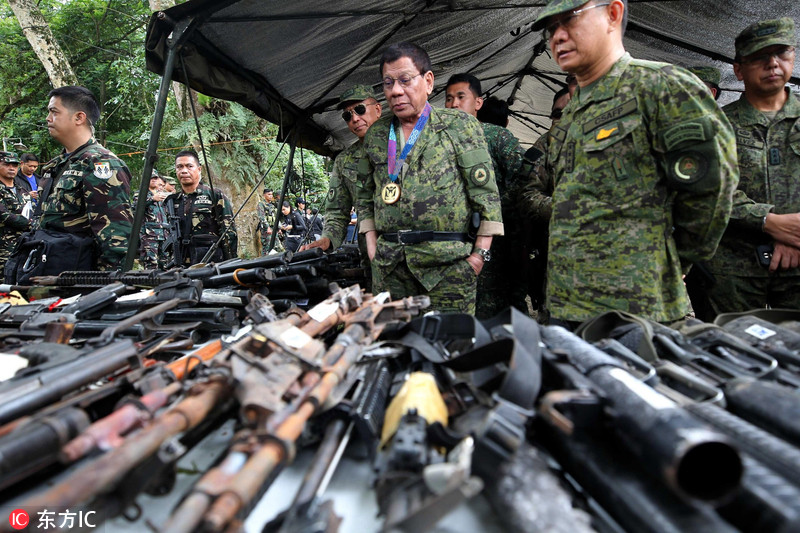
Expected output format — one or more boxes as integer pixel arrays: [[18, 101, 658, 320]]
[[531, 0, 738, 326], [256, 188, 283, 254], [445, 73, 527, 318], [169, 150, 238, 266], [357, 43, 503, 314], [135, 172, 169, 269], [30, 86, 133, 271], [0, 152, 30, 273], [706, 18, 800, 313], [300, 84, 381, 281]]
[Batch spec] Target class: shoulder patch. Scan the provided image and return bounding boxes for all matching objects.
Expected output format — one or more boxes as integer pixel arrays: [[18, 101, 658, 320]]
[[582, 99, 638, 134], [471, 164, 490, 186], [93, 162, 112, 180], [668, 151, 709, 185], [327, 188, 336, 202], [524, 146, 544, 163], [663, 122, 708, 151]]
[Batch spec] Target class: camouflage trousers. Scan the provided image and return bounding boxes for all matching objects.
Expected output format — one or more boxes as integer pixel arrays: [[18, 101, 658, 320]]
[[475, 235, 529, 319], [140, 237, 165, 269], [372, 257, 477, 314], [260, 232, 284, 255], [706, 273, 800, 316]]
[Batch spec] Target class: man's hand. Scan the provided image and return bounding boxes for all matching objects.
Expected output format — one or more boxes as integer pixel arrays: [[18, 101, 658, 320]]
[[764, 213, 800, 248], [366, 230, 377, 260], [466, 253, 484, 275], [769, 242, 800, 272], [299, 237, 331, 252], [29, 190, 38, 199]]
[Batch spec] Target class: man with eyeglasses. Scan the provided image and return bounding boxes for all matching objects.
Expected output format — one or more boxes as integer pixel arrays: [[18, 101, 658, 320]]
[[357, 42, 503, 314], [301, 86, 379, 269], [529, 0, 738, 327], [705, 18, 800, 314]]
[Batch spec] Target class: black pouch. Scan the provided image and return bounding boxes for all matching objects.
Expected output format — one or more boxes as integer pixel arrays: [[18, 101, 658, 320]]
[[5, 229, 95, 284], [188, 234, 225, 265]]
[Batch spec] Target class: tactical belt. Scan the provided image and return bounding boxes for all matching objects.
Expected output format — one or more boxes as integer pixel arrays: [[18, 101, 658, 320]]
[[382, 230, 469, 244]]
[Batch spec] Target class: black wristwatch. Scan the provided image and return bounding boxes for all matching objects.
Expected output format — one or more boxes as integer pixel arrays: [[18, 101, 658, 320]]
[[473, 248, 492, 262]]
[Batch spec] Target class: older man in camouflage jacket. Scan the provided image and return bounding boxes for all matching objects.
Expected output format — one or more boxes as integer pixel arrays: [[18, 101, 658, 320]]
[[531, 0, 738, 327], [358, 43, 503, 314], [706, 17, 800, 313]]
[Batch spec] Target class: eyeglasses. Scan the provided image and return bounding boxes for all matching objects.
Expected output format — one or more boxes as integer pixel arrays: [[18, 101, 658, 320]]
[[341, 104, 367, 123], [738, 46, 795, 66], [382, 74, 421, 90], [544, 3, 610, 40]]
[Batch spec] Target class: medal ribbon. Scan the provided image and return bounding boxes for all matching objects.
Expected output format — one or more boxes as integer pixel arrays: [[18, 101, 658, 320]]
[[387, 102, 432, 182]]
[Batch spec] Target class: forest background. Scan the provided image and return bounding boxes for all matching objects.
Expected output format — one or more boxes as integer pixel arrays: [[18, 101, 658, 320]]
[[0, 0, 331, 257]]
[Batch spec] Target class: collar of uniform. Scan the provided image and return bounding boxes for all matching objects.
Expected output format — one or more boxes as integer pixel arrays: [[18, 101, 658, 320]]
[[735, 88, 800, 126], [574, 53, 632, 106]]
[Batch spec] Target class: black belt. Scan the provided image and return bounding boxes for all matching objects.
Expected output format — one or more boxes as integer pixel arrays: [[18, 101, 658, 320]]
[[381, 230, 470, 245]]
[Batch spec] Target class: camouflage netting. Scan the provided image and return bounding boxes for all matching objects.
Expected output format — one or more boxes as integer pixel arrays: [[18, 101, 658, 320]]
[[145, 0, 800, 156]]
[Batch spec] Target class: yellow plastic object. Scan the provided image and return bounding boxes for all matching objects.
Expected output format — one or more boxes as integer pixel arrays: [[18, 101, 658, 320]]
[[380, 372, 448, 447], [0, 290, 28, 305]]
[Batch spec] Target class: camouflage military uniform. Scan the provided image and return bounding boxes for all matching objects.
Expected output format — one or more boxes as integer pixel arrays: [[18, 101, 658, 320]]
[[357, 107, 504, 314], [168, 183, 238, 266], [475, 123, 528, 318], [538, 54, 738, 323], [0, 186, 30, 273], [706, 90, 800, 311], [256, 198, 282, 254], [36, 139, 133, 270], [134, 190, 168, 269], [324, 141, 365, 249]]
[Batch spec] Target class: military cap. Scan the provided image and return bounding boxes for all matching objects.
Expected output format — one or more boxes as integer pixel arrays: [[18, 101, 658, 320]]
[[688, 66, 721, 86], [0, 152, 20, 164], [735, 17, 796, 59], [337, 85, 376, 109], [296, 197, 307, 206], [533, 0, 594, 31]]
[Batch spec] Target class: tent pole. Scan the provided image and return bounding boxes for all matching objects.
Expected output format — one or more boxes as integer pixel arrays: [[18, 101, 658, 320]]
[[123, 16, 192, 272], [271, 130, 298, 251]]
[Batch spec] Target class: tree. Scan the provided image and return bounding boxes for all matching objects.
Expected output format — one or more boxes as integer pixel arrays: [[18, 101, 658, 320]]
[[7, 0, 77, 87]]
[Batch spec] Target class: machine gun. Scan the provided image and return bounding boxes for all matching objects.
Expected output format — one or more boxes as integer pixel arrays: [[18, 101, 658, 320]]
[[163, 196, 185, 269]]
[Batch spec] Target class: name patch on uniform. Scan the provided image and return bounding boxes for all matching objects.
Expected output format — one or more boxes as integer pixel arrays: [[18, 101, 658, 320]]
[[736, 129, 764, 150], [195, 195, 213, 205], [93, 162, 112, 180], [62, 170, 83, 177], [582, 99, 637, 134], [663, 122, 707, 151]]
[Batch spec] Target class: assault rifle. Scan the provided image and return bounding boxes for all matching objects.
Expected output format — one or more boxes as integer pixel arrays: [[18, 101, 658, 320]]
[[162, 289, 429, 533]]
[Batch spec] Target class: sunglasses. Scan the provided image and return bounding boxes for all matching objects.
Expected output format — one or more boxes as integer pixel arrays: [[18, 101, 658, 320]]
[[342, 104, 367, 123]]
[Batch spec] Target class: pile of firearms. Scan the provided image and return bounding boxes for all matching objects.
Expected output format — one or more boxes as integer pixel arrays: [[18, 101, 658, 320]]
[[1, 254, 800, 533]]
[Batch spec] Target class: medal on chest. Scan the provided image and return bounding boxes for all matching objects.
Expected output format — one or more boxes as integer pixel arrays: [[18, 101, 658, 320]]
[[385, 102, 431, 205], [381, 183, 401, 204]]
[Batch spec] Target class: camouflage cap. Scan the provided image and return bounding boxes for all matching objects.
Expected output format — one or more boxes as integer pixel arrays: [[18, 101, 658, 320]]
[[0, 151, 20, 164], [688, 66, 721, 86], [532, 0, 592, 31], [337, 84, 376, 109], [735, 17, 796, 59]]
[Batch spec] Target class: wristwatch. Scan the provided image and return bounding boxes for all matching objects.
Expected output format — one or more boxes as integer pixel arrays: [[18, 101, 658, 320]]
[[473, 248, 492, 262]]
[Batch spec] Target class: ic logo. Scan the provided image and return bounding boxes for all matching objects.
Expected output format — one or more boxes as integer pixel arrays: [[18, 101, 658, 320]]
[[9, 509, 29, 530]]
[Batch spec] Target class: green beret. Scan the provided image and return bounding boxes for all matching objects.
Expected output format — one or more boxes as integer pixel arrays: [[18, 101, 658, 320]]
[[688, 66, 721, 86], [735, 17, 796, 59], [532, 0, 593, 31], [337, 85, 376, 109]]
